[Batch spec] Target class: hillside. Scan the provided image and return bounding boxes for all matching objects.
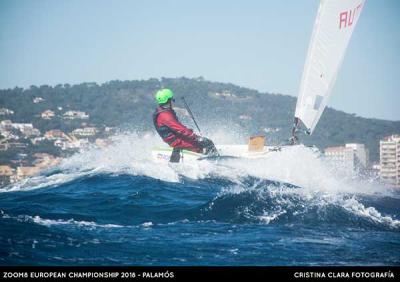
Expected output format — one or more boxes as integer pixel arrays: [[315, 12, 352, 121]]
[[1, 77, 399, 162]]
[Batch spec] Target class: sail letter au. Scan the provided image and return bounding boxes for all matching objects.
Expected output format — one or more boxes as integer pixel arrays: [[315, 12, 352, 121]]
[[340, 2, 364, 29], [294, 0, 365, 135]]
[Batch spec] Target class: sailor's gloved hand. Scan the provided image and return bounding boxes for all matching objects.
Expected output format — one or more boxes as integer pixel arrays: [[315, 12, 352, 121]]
[[196, 136, 211, 145], [196, 136, 218, 156]]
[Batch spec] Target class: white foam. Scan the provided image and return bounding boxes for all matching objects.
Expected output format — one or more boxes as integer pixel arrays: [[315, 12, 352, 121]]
[[29, 215, 124, 229], [4, 131, 390, 196], [2, 132, 180, 193], [1, 210, 125, 228], [258, 210, 287, 224], [341, 197, 400, 229], [141, 222, 154, 228]]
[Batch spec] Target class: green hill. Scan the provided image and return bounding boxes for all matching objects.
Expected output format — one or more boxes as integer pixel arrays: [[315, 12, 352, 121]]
[[1, 77, 399, 162]]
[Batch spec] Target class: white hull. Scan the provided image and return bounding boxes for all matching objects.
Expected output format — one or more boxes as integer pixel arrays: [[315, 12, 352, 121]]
[[151, 144, 285, 163]]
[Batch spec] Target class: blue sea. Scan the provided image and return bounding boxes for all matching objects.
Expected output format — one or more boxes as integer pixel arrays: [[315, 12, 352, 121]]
[[0, 134, 399, 266]]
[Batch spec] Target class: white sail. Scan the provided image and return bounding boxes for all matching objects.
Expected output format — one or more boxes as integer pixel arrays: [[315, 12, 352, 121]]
[[295, 0, 365, 134]]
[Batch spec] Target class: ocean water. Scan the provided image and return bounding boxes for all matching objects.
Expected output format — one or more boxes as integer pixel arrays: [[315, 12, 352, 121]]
[[0, 133, 399, 266]]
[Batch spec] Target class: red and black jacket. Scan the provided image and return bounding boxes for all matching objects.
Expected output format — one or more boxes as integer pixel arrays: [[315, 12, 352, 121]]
[[153, 106, 197, 145]]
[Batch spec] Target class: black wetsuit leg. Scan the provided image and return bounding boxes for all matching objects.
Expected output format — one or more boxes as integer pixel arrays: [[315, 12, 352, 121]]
[[169, 148, 181, 163]]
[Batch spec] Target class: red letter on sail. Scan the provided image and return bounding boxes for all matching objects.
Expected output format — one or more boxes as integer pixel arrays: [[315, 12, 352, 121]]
[[339, 11, 348, 29]]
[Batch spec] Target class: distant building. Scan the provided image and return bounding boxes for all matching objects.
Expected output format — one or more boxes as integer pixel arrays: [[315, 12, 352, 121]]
[[54, 138, 89, 150], [7, 142, 27, 149], [214, 91, 236, 98], [41, 110, 55, 119], [33, 153, 53, 160], [21, 128, 41, 137], [33, 153, 61, 169], [30, 137, 46, 145], [72, 127, 97, 137], [345, 143, 369, 168], [54, 139, 80, 150], [371, 163, 380, 175], [16, 166, 40, 179], [0, 165, 14, 176], [0, 108, 14, 115], [239, 115, 252, 120], [95, 138, 112, 148], [372, 163, 381, 171], [0, 143, 9, 151], [66, 138, 90, 151], [33, 97, 45, 103], [78, 139, 90, 150], [1, 131, 20, 140], [324, 143, 369, 172], [44, 130, 67, 140], [0, 120, 13, 130], [380, 135, 400, 186], [104, 127, 115, 134], [325, 146, 354, 171], [63, 111, 89, 120], [10, 123, 39, 137]]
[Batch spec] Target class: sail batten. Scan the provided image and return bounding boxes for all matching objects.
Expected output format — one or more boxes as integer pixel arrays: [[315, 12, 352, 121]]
[[295, 0, 365, 134]]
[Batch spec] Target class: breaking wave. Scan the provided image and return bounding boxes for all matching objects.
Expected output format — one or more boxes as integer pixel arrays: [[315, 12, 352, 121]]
[[1, 132, 399, 265]]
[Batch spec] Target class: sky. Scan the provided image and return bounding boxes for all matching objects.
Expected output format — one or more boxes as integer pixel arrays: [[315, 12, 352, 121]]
[[0, 0, 399, 120]]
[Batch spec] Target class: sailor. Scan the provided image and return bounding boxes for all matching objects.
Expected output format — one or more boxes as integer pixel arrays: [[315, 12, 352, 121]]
[[153, 88, 217, 162]]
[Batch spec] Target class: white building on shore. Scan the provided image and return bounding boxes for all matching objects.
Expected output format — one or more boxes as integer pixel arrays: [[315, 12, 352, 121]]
[[63, 111, 89, 120], [324, 143, 369, 173], [71, 127, 97, 137], [9, 123, 40, 137], [33, 97, 44, 103], [0, 108, 14, 115], [41, 110, 55, 119], [54, 138, 90, 151], [380, 135, 400, 186]]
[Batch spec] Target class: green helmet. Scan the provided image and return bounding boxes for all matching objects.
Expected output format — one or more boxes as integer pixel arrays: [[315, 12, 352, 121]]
[[155, 88, 174, 104]]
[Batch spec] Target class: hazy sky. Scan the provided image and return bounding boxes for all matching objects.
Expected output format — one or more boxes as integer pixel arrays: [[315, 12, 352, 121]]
[[0, 0, 399, 120]]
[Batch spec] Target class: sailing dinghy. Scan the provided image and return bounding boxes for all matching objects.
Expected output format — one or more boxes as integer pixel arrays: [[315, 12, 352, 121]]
[[152, 0, 365, 163]]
